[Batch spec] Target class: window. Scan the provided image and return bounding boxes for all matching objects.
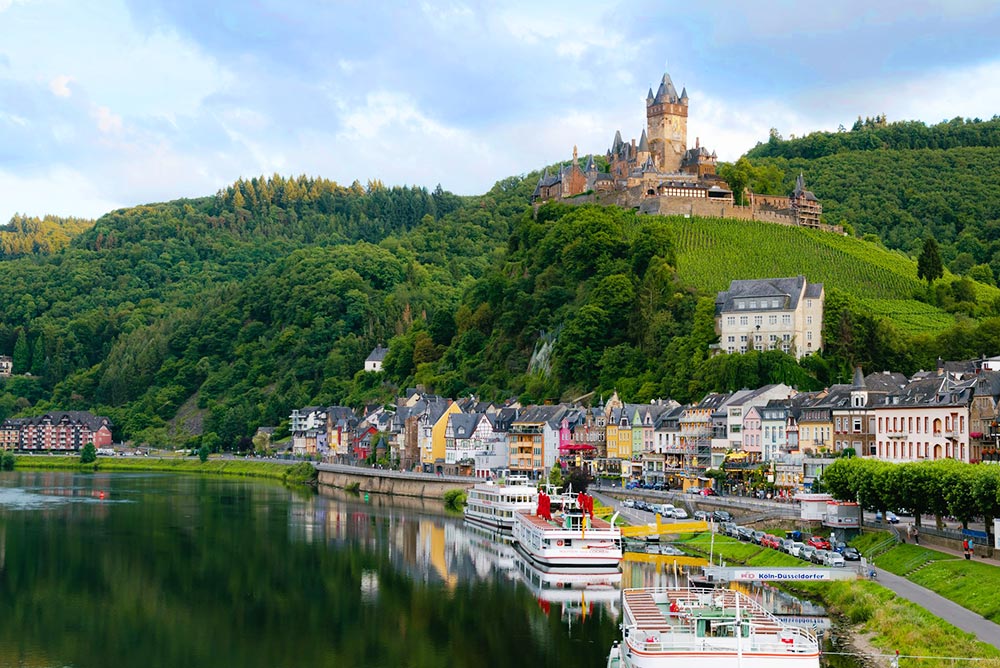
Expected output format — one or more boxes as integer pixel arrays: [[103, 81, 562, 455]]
[[853, 418, 862, 433], [782, 314, 791, 325], [806, 315, 813, 325], [768, 315, 777, 325], [772, 299, 780, 308], [740, 335, 747, 342], [754, 315, 762, 326], [737, 301, 745, 309], [807, 331, 813, 340], [807, 299, 813, 308], [739, 316, 748, 326], [727, 335, 735, 342], [726, 316, 735, 326], [749, 300, 757, 309]]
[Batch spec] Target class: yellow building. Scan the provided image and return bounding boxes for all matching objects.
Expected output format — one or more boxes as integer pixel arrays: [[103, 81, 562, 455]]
[[422, 402, 461, 467]]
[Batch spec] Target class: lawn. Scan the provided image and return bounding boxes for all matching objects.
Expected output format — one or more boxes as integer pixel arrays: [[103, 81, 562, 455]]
[[909, 559, 1000, 624], [873, 544, 956, 575], [13, 454, 313, 483]]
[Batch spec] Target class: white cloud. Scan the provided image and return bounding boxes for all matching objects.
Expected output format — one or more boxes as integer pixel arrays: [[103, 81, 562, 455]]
[[92, 105, 123, 135], [0, 166, 122, 221], [48, 74, 72, 97]]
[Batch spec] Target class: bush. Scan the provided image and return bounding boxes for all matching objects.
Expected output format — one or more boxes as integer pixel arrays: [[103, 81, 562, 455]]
[[1, 451, 14, 470], [198, 445, 209, 463], [443, 488, 467, 510], [80, 443, 96, 464], [284, 461, 318, 485]]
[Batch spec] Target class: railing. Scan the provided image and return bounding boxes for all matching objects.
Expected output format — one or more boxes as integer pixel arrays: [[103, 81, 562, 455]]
[[864, 534, 899, 560]]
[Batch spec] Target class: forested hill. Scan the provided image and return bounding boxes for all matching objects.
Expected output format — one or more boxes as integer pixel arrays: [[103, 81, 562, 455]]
[[738, 117, 1000, 280], [1, 214, 94, 258], [3, 163, 1000, 451]]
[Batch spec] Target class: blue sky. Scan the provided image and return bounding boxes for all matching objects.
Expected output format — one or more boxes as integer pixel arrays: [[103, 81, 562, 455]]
[[1, 0, 999, 222]]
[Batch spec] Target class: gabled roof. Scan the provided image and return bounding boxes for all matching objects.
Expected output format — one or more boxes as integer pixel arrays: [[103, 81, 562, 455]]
[[715, 276, 822, 314], [366, 345, 389, 363]]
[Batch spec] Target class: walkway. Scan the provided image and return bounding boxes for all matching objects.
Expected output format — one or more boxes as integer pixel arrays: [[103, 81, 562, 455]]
[[872, 565, 1000, 651]]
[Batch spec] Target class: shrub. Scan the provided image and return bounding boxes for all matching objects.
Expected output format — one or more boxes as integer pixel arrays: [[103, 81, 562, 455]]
[[443, 488, 467, 510]]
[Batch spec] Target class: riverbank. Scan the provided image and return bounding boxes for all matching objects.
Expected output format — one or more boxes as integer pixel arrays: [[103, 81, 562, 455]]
[[679, 532, 1000, 668], [11, 455, 317, 485]]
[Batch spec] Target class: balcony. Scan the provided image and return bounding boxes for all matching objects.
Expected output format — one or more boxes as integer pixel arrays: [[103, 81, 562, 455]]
[[885, 431, 908, 439]]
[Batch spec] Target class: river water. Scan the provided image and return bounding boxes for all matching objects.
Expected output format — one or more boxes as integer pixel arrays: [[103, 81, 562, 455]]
[[0, 471, 858, 667]]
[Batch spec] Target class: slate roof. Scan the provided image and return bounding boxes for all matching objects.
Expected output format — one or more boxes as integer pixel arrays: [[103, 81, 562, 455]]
[[638, 129, 649, 152], [715, 276, 822, 314], [653, 72, 681, 105], [6, 411, 112, 430], [366, 346, 389, 363], [450, 413, 481, 439]]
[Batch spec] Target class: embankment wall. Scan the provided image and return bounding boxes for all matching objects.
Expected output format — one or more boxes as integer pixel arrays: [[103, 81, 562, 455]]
[[316, 463, 477, 499]]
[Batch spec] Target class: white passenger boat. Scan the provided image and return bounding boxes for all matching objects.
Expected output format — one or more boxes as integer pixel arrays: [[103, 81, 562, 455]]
[[512, 492, 622, 568], [463, 475, 539, 534], [607, 587, 820, 668]]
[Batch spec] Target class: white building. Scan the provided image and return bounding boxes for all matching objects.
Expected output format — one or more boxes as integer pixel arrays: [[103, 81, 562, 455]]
[[873, 376, 973, 463], [364, 345, 389, 372], [714, 276, 824, 359]]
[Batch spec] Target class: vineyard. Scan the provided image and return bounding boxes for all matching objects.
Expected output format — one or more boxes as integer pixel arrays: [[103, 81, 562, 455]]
[[656, 216, 999, 332]]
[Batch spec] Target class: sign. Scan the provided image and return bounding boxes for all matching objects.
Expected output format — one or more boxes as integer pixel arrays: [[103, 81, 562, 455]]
[[995, 519, 1000, 550], [702, 566, 859, 582]]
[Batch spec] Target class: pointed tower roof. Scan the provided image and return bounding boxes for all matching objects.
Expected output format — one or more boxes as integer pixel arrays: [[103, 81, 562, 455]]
[[852, 366, 866, 389], [680, 86, 688, 100], [585, 154, 597, 172], [638, 129, 649, 152], [612, 130, 624, 152], [654, 72, 679, 104], [793, 172, 805, 198], [646, 87, 654, 104]]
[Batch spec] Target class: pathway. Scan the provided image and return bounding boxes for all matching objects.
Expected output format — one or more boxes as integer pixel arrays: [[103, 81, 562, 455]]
[[872, 565, 1000, 651]]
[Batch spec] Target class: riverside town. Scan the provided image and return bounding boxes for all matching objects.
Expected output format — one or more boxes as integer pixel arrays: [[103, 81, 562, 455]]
[[5, 6, 1000, 667]]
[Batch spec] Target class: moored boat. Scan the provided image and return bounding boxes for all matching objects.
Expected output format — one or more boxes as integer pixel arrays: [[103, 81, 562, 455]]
[[463, 475, 538, 534], [607, 586, 820, 668], [512, 491, 622, 568]]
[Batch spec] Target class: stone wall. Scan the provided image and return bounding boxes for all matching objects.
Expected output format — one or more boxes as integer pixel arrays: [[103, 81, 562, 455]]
[[317, 463, 477, 499]]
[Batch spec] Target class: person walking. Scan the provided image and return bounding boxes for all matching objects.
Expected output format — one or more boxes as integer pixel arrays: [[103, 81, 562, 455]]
[[913, 526, 919, 545]]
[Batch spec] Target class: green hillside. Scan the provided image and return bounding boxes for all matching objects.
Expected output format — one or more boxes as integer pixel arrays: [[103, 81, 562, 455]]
[[739, 118, 1000, 281], [662, 217, 1000, 333]]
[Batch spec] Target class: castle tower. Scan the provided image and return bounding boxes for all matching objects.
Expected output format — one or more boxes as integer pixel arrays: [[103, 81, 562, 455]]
[[646, 72, 688, 173]]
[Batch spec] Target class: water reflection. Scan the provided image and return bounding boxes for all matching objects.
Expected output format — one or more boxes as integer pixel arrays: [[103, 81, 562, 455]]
[[0, 472, 855, 668]]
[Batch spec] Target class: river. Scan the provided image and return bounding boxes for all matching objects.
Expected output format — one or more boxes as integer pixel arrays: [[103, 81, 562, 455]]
[[0, 471, 860, 667]]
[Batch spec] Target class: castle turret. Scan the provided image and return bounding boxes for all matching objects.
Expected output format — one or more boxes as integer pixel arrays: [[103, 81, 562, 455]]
[[637, 129, 650, 165], [646, 72, 688, 173]]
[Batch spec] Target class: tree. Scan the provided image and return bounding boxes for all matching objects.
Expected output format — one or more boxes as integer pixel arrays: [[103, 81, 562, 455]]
[[12, 329, 29, 374], [917, 237, 943, 285], [198, 444, 209, 463], [548, 462, 563, 489], [80, 443, 96, 464]]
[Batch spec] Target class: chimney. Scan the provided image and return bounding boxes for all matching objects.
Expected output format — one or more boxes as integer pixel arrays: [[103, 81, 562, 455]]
[[696, 137, 700, 149]]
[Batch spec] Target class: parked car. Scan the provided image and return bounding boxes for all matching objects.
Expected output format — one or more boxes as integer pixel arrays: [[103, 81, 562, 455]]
[[807, 536, 831, 550], [670, 507, 689, 519], [687, 487, 703, 495], [712, 510, 733, 523], [799, 545, 817, 562], [787, 542, 806, 558], [786, 530, 803, 542], [811, 549, 829, 564], [832, 541, 847, 554], [750, 530, 765, 545], [778, 538, 794, 552], [700, 488, 718, 496], [721, 521, 737, 537], [653, 503, 675, 515], [622, 499, 636, 508], [693, 510, 710, 521], [842, 546, 862, 561], [761, 534, 780, 549], [823, 551, 846, 568], [737, 526, 754, 542]]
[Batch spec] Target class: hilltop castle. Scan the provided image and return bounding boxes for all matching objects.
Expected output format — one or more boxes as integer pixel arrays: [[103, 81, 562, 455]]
[[533, 72, 829, 230]]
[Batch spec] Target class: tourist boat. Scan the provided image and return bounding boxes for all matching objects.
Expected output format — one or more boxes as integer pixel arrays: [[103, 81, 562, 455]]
[[512, 492, 623, 568], [463, 475, 539, 534], [607, 587, 821, 668]]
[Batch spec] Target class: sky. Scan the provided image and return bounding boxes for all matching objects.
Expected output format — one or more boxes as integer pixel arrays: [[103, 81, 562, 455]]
[[1, 0, 999, 223]]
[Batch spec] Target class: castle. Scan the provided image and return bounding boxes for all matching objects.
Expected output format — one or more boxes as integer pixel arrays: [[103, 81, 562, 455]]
[[532, 72, 829, 230]]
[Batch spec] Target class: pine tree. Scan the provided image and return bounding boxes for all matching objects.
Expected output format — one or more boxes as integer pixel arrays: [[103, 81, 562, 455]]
[[30, 333, 46, 377], [917, 237, 943, 285], [12, 329, 29, 374]]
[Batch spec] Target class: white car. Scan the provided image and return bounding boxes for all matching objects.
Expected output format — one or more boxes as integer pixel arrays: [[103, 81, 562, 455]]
[[823, 551, 846, 568], [669, 507, 689, 519], [787, 542, 805, 558], [622, 499, 636, 508]]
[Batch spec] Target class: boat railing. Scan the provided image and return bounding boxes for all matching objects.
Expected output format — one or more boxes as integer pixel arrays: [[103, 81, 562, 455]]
[[625, 624, 818, 654]]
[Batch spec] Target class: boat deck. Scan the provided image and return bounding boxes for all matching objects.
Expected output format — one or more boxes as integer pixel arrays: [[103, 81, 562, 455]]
[[518, 511, 615, 531]]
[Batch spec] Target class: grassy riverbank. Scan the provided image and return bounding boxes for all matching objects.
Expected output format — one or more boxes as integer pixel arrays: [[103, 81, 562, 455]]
[[678, 532, 1000, 667], [11, 455, 317, 485], [873, 543, 1000, 624]]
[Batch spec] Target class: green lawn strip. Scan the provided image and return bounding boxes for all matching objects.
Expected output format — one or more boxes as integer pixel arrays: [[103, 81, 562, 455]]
[[909, 560, 1000, 624], [850, 529, 893, 554], [746, 549, 802, 567], [675, 532, 764, 562], [874, 544, 956, 575], [13, 455, 310, 483], [795, 580, 1000, 668]]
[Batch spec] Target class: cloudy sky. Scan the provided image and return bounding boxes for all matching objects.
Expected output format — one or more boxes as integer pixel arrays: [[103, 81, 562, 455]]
[[1, 0, 999, 223]]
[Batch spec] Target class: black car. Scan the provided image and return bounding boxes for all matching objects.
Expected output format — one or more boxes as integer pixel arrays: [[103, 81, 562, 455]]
[[736, 526, 754, 542], [842, 546, 861, 561], [712, 510, 733, 523]]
